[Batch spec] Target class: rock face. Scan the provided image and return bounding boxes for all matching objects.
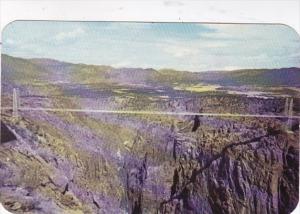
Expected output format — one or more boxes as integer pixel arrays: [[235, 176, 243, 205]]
[[124, 153, 148, 213], [1, 100, 299, 214], [160, 121, 299, 214]]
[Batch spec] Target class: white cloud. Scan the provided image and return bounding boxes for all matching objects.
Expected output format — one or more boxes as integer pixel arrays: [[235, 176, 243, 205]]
[[162, 45, 198, 58], [5, 38, 16, 45], [55, 27, 85, 41], [112, 60, 133, 68], [158, 37, 227, 60], [222, 66, 242, 71]]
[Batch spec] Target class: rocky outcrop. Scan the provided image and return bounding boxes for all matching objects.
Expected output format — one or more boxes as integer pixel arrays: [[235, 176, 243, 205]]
[[1, 101, 298, 214], [160, 120, 299, 214], [123, 153, 148, 213]]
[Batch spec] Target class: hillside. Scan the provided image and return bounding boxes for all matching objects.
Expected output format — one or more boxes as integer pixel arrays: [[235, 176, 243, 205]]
[[2, 54, 300, 88]]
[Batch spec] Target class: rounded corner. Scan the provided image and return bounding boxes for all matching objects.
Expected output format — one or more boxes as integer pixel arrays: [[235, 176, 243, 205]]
[[290, 197, 300, 214], [1, 20, 21, 35], [277, 23, 300, 40]]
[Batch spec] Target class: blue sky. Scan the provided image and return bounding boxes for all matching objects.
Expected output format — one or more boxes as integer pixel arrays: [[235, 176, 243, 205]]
[[2, 21, 300, 72]]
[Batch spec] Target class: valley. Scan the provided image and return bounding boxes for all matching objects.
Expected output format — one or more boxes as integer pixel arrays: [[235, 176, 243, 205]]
[[1, 54, 299, 214]]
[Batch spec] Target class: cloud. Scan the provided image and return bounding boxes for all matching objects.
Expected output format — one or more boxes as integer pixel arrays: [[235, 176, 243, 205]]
[[157, 35, 227, 60], [5, 39, 16, 45], [162, 45, 198, 58], [54, 27, 85, 41], [112, 60, 134, 68]]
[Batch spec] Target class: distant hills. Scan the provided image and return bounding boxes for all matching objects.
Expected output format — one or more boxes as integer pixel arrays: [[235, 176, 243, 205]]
[[198, 68, 300, 87], [2, 54, 300, 87]]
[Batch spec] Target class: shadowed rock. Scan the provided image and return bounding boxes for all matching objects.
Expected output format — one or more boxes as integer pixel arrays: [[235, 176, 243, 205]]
[[192, 115, 200, 132], [1, 122, 16, 143]]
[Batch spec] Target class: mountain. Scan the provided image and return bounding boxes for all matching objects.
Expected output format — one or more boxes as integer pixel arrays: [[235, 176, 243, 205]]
[[2, 54, 300, 87], [199, 68, 300, 87]]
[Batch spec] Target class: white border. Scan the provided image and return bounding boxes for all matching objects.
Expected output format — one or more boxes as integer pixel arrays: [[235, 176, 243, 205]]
[[1, 0, 300, 35], [1, 1, 299, 214]]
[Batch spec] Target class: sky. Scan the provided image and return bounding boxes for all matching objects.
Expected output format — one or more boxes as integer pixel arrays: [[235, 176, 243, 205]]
[[2, 21, 300, 72]]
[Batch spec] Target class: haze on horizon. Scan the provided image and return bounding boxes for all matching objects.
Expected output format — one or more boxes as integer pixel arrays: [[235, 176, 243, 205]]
[[2, 21, 300, 72]]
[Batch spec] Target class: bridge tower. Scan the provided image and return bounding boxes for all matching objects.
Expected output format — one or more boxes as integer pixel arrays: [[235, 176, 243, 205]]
[[287, 98, 294, 130], [12, 88, 20, 118], [284, 98, 289, 116]]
